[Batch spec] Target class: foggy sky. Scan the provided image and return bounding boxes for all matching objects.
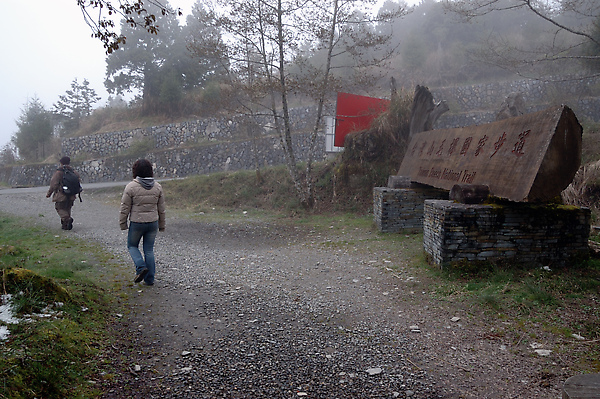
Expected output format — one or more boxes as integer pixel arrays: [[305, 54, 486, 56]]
[[0, 0, 200, 150]]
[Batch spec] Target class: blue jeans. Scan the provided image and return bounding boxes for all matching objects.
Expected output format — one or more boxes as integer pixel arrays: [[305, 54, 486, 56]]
[[127, 221, 158, 284]]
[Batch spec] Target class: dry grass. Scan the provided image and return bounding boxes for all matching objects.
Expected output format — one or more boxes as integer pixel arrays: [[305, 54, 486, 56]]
[[562, 160, 600, 224]]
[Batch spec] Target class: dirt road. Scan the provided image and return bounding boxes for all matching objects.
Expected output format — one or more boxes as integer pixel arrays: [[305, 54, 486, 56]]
[[0, 186, 568, 398]]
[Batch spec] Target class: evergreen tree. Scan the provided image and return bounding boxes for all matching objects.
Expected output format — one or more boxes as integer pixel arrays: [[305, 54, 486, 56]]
[[105, 1, 229, 116], [105, 2, 180, 113], [184, 1, 229, 87], [53, 79, 101, 136], [0, 143, 16, 166], [12, 97, 54, 161]]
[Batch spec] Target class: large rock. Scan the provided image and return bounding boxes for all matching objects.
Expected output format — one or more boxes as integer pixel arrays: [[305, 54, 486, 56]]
[[397, 105, 582, 202]]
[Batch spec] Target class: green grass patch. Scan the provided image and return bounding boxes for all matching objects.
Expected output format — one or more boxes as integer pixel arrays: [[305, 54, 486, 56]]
[[423, 255, 600, 371], [0, 213, 123, 398], [162, 166, 298, 213]]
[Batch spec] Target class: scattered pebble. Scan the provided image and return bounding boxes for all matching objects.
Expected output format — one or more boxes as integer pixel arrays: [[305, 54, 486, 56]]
[[366, 367, 382, 375], [534, 349, 552, 357], [0, 191, 564, 398]]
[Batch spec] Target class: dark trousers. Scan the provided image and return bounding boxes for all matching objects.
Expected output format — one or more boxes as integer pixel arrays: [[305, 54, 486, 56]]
[[55, 200, 74, 229]]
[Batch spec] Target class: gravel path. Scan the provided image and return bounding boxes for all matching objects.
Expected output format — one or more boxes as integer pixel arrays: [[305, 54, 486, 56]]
[[0, 186, 567, 398]]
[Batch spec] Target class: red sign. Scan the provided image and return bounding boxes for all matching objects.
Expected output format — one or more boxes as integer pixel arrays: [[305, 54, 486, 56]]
[[334, 92, 390, 147]]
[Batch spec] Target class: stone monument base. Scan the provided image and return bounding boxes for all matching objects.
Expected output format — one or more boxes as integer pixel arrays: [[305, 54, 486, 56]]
[[562, 373, 600, 399], [373, 186, 447, 233], [423, 200, 590, 266]]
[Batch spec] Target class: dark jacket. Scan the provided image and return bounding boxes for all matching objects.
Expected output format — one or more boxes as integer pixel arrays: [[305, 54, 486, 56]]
[[46, 165, 80, 202]]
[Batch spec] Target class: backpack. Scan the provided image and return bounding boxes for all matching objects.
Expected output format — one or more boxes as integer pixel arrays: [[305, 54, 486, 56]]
[[60, 167, 83, 202]]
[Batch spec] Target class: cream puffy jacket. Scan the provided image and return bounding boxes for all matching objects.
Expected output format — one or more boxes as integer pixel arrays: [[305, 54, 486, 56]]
[[119, 178, 166, 230]]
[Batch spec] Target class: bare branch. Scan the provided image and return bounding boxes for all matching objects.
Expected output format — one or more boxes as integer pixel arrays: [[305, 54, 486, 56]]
[[445, 0, 600, 80], [76, 0, 181, 54]]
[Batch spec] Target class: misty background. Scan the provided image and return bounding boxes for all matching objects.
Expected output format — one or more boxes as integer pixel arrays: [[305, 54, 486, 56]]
[[0, 0, 201, 149], [1, 0, 597, 159], [0, 0, 409, 150]]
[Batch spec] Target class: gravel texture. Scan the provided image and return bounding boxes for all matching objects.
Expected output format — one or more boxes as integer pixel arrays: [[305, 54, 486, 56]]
[[0, 185, 570, 398]]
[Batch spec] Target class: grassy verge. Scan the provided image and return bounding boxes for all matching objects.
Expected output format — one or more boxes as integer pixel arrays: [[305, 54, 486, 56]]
[[0, 214, 125, 399], [425, 257, 600, 372]]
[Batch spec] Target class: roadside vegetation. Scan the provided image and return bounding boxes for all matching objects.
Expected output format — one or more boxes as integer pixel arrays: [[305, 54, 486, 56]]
[[0, 215, 126, 399], [430, 257, 600, 372]]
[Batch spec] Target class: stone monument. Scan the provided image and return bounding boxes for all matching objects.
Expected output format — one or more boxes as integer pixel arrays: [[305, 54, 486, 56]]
[[397, 105, 582, 202], [374, 104, 590, 266]]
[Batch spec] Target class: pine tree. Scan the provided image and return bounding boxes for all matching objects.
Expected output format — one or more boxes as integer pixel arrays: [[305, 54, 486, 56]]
[[12, 97, 54, 161], [53, 79, 101, 136]]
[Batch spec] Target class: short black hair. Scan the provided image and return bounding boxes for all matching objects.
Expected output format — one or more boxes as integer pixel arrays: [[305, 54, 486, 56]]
[[132, 159, 153, 178], [59, 156, 71, 165]]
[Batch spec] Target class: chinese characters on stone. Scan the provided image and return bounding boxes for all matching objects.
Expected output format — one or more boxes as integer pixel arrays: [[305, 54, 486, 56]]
[[409, 129, 531, 160], [409, 129, 533, 184]]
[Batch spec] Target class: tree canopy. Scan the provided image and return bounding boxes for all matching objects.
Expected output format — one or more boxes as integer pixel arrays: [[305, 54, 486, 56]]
[[12, 97, 54, 162], [53, 79, 101, 136], [104, 1, 226, 115], [444, 0, 600, 80], [104, 2, 181, 113]]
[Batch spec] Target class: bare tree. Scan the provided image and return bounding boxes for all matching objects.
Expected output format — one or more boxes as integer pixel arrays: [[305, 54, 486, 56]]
[[209, 0, 407, 208], [445, 0, 600, 80]]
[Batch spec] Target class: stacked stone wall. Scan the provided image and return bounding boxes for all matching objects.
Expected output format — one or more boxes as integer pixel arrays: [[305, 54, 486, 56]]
[[61, 107, 319, 157], [373, 187, 448, 233], [434, 98, 600, 130], [60, 76, 600, 159], [423, 200, 590, 266], [433, 75, 600, 113], [432, 75, 600, 129], [6, 77, 600, 188], [5, 133, 324, 187]]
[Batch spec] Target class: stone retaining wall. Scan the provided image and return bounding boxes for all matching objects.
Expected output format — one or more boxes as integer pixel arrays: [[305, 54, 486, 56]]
[[435, 97, 600, 129], [433, 75, 600, 113], [5, 133, 324, 187], [373, 186, 448, 233], [61, 107, 318, 157], [423, 200, 590, 266], [432, 75, 600, 128], [6, 77, 599, 188]]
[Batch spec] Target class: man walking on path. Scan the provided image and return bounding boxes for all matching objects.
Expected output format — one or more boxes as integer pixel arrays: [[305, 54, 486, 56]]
[[46, 156, 80, 230]]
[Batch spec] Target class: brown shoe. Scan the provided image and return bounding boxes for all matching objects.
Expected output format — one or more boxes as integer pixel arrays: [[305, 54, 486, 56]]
[[134, 268, 149, 283]]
